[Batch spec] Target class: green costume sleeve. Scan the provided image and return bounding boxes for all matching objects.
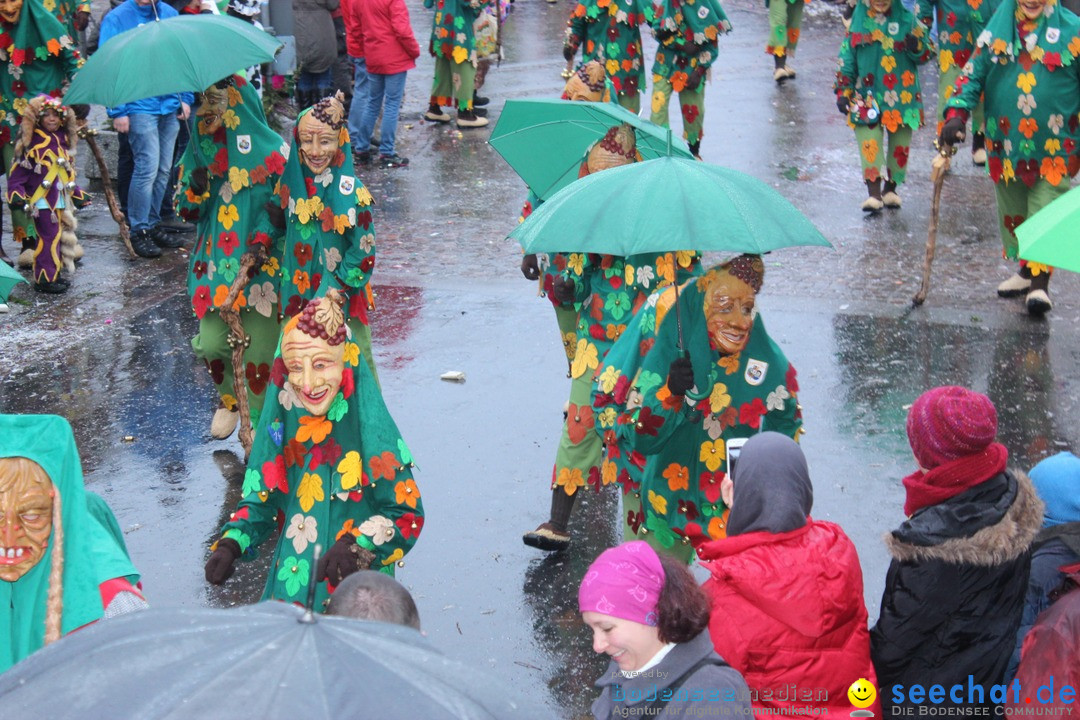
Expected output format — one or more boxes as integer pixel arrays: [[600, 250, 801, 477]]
[[566, 6, 591, 54], [334, 196, 376, 291], [945, 44, 990, 113], [836, 35, 858, 97]]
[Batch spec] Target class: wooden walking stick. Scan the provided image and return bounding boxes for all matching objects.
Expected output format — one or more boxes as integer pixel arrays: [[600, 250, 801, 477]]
[[912, 138, 959, 306], [219, 250, 262, 458], [77, 125, 136, 259]]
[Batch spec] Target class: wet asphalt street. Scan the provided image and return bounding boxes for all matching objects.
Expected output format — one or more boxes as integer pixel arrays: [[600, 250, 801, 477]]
[[3, 0, 1080, 717]]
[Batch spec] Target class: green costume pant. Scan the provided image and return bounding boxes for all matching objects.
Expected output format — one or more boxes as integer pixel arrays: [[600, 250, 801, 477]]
[[1, 143, 32, 248], [616, 91, 640, 115], [430, 57, 476, 112], [766, 0, 804, 57], [854, 124, 912, 183], [192, 310, 282, 426], [650, 77, 705, 145], [994, 179, 1070, 262], [551, 371, 604, 507], [938, 63, 985, 131], [622, 491, 695, 563]]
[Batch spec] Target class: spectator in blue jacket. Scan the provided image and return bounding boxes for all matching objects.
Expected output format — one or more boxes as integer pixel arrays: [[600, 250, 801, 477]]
[[99, 0, 193, 259]]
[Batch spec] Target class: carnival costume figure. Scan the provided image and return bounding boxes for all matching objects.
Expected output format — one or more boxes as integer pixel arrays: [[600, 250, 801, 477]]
[[649, 0, 730, 158], [917, 0, 1004, 164], [0, 0, 82, 267], [835, 0, 930, 212], [5, 94, 88, 294], [174, 75, 289, 440], [1, 413, 147, 673], [523, 125, 701, 552], [940, 0, 1080, 315], [766, 0, 808, 81], [563, 0, 652, 112], [204, 294, 424, 610], [423, 0, 489, 128], [257, 92, 379, 382], [592, 256, 801, 563]]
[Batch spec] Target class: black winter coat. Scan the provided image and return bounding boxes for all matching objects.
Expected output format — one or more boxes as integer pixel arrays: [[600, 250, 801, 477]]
[[871, 470, 1043, 713]]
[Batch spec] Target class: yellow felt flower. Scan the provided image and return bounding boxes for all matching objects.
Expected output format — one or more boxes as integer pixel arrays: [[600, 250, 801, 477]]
[[343, 342, 360, 367], [556, 467, 585, 495], [708, 382, 731, 413], [939, 49, 955, 72], [606, 59, 620, 75], [217, 203, 239, 230], [298, 473, 325, 512], [1027, 262, 1050, 276], [356, 186, 374, 206], [648, 490, 668, 515], [334, 214, 350, 234], [675, 250, 696, 268], [699, 439, 726, 472], [598, 366, 620, 394], [624, 263, 634, 286], [598, 407, 617, 429], [567, 253, 585, 274], [452, 45, 469, 64], [337, 452, 364, 490], [1045, 138, 1062, 155], [228, 166, 249, 193], [881, 54, 897, 73], [601, 460, 618, 486], [1017, 72, 1037, 94], [222, 109, 240, 130], [1002, 159, 1016, 182], [263, 256, 280, 277], [570, 339, 599, 379], [992, 38, 1008, 54], [651, 90, 666, 115], [227, 85, 242, 106]]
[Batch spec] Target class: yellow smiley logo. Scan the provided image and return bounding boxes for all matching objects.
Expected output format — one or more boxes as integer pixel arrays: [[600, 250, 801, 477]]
[[848, 678, 877, 709]]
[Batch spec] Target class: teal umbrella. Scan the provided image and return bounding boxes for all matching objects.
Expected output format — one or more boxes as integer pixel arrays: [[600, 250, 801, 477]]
[[1017, 184, 1080, 273], [64, 14, 281, 107], [0, 262, 28, 303], [508, 156, 832, 256], [489, 99, 694, 201]]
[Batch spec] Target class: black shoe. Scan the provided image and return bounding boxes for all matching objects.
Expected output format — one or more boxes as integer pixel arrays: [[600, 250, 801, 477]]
[[150, 226, 185, 249], [157, 216, 195, 234], [34, 278, 70, 294], [473, 93, 490, 107], [378, 154, 409, 168], [354, 150, 372, 166], [472, 106, 488, 117], [130, 229, 163, 258]]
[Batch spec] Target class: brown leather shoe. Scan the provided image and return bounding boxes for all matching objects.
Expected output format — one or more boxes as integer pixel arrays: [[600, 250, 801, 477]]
[[523, 522, 570, 551]]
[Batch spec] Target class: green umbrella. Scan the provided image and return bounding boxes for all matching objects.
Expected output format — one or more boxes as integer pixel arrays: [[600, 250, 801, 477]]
[[1017, 184, 1080, 273], [489, 99, 694, 202], [64, 15, 281, 107], [508, 156, 832, 256], [0, 262, 28, 303]]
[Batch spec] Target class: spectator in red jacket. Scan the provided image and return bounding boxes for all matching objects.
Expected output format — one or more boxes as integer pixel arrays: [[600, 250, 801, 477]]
[[341, 0, 369, 158], [698, 432, 880, 717], [352, 0, 420, 169]]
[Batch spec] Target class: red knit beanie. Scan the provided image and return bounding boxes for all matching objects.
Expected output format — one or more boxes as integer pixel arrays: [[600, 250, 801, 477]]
[[906, 386, 998, 469]]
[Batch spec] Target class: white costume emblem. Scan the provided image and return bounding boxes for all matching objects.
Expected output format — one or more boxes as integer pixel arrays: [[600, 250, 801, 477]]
[[1047, 27, 1060, 43], [745, 359, 768, 386], [698, 6, 709, 18], [236, 135, 251, 154], [888, 22, 899, 36], [339, 175, 356, 195]]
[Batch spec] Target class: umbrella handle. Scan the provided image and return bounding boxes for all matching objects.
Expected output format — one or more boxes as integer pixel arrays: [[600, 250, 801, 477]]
[[301, 544, 322, 623]]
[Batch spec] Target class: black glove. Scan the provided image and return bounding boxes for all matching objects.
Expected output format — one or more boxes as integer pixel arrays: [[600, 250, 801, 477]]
[[264, 200, 286, 230], [520, 253, 540, 281], [836, 95, 851, 116], [204, 537, 241, 585], [189, 166, 210, 196], [655, 28, 675, 43], [317, 534, 375, 586], [552, 275, 576, 305], [940, 115, 967, 146], [685, 66, 706, 91], [563, 45, 575, 62], [666, 356, 695, 397], [73, 9, 90, 32], [903, 33, 920, 53], [71, 104, 90, 120]]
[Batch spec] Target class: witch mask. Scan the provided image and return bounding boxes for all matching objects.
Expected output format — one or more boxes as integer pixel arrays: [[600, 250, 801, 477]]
[[0, 457, 54, 582], [282, 295, 348, 416]]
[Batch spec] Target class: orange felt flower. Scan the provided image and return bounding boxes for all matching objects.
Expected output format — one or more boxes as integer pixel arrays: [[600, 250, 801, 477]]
[[566, 403, 596, 445], [881, 109, 902, 133], [295, 415, 332, 444], [1018, 117, 1039, 139], [663, 463, 690, 492], [670, 71, 689, 93], [394, 478, 420, 508], [1041, 156, 1067, 185], [369, 451, 399, 481]]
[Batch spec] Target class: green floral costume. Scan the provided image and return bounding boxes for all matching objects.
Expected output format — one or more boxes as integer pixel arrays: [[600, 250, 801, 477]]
[[259, 110, 378, 379], [42, 0, 90, 39], [218, 332, 423, 609], [593, 273, 801, 562], [835, 0, 930, 183], [0, 0, 81, 251], [649, 0, 730, 148], [766, 0, 807, 58], [425, 0, 482, 112], [176, 75, 289, 423], [944, 0, 1080, 264], [565, 0, 653, 111]]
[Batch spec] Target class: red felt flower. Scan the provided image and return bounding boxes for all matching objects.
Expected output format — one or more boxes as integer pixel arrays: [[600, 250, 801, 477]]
[[283, 439, 307, 469], [892, 144, 909, 169], [589, 323, 607, 341], [882, 73, 898, 90], [360, 256, 375, 273], [677, 499, 699, 522], [618, 467, 640, 496], [218, 231, 239, 256], [265, 152, 285, 175], [193, 260, 208, 279], [293, 242, 313, 266], [626, 507, 644, 534], [304, 177, 317, 197], [739, 397, 767, 429], [308, 437, 342, 470], [396, 513, 424, 540], [245, 362, 270, 396], [634, 406, 664, 436], [357, 210, 373, 229], [207, 358, 225, 385], [263, 455, 288, 493], [588, 466, 603, 492], [192, 285, 212, 318], [271, 356, 287, 388], [988, 156, 1003, 183], [682, 103, 699, 126], [211, 147, 229, 175], [699, 471, 724, 504], [785, 365, 799, 393], [339, 367, 355, 399]]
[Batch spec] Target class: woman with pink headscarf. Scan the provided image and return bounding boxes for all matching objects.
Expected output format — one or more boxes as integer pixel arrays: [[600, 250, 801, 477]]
[[579, 541, 752, 718]]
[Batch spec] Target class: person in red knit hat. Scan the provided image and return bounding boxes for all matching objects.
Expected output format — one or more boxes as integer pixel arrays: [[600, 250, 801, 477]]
[[871, 385, 1043, 714]]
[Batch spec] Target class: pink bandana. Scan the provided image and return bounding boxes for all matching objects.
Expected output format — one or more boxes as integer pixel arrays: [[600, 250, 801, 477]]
[[578, 541, 666, 626]]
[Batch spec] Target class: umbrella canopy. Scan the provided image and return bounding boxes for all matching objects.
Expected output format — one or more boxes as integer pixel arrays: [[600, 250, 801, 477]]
[[508, 156, 832, 256], [489, 99, 695, 202], [0, 602, 525, 719], [0, 262, 28, 302], [1017, 184, 1080, 273], [64, 15, 281, 106]]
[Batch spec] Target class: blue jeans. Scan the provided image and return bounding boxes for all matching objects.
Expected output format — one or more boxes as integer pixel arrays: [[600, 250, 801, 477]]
[[347, 57, 370, 145], [358, 71, 407, 157], [127, 112, 180, 233], [297, 67, 333, 94]]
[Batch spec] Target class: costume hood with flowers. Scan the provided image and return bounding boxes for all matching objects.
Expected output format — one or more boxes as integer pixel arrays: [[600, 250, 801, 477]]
[[0, 414, 141, 672], [564, 0, 652, 97], [650, 0, 730, 83], [260, 99, 376, 324], [916, 0, 1005, 76], [835, 0, 930, 130], [0, 0, 81, 148], [175, 75, 289, 321], [592, 260, 802, 554], [217, 308, 423, 609], [944, 0, 1080, 188]]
